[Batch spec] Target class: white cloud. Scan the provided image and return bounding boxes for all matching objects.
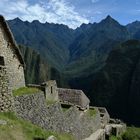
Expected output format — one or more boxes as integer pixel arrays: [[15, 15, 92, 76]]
[[0, 0, 89, 29]]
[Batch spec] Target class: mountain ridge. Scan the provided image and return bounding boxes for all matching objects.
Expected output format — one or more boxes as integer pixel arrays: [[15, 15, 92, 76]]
[[7, 14, 140, 83], [7, 15, 140, 126]]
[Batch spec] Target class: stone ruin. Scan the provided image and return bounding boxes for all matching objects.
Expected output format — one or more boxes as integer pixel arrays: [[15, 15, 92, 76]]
[[58, 88, 90, 110], [29, 80, 90, 110], [27, 80, 126, 139], [0, 15, 126, 140], [0, 15, 25, 112], [0, 66, 12, 112], [41, 80, 59, 102]]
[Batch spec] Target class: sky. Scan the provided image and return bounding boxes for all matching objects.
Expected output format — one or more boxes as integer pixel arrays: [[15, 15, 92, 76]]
[[0, 0, 140, 29]]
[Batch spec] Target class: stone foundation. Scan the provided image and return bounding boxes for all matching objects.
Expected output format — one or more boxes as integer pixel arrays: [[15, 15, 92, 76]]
[[14, 92, 101, 140], [0, 66, 13, 112]]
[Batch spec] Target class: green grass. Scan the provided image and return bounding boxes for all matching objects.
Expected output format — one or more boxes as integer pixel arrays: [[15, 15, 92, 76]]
[[109, 127, 140, 140], [122, 127, 140, 140], [46, 100, 57, 105], [109, 136, 120, 140], [88, 108, 97, 117], [62, 107, 69, 112], [0, 112, 75, 140], [12, 87, 41, 97]]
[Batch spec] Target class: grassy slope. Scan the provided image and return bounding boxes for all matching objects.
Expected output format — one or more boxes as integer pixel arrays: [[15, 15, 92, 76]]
[[122, 127, 140, 140], [109, 127, 140, 140], [109, 136, 119, 140], [0, 112, 75, 140]]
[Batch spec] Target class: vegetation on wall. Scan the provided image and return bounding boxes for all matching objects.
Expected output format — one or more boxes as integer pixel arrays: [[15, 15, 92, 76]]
[[0, 112, 75, 140]]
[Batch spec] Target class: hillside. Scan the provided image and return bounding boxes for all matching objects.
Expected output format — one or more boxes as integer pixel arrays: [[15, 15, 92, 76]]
[[0, 112, 74, 140], [126, 21, 140, 39], [8, 18, 75, 70], [0, 112, 139, 140], [19, 45, 62, 85], [7, 16, 140, 126], [89, 40, 140, 126], [8, 15, 133, 84], [66, 15, 130, 75], [8, 15, 130, 75]]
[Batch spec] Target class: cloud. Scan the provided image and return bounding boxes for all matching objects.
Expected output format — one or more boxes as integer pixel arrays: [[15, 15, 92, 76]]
[[0, 0, 89, 29]]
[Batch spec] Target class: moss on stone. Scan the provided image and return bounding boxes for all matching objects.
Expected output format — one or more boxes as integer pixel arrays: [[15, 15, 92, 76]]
[[61, 104, 72, 112], [88, 108, 97, 117], [46, 99, 57, 105], [12, 87, 41, 97]]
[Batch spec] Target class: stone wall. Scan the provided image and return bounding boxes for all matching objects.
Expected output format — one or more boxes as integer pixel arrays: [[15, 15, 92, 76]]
[[14, 92, 101, 140], [0, 66, 13, 112], [0, 22, 25, 90], [105, 123, 126, 138], [97, 107, 110, 126], [58, 88, 90, 109], [42, 80, 58, 101]]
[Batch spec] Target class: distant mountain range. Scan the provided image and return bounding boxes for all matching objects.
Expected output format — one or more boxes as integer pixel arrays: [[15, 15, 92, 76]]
[[7, 15, 140, 126]]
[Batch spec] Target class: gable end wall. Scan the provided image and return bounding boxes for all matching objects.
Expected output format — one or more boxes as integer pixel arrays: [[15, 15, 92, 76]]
[[0, 23, 25, 90]]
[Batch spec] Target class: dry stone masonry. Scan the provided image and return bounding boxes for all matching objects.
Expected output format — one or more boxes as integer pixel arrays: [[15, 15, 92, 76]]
[[14, 92, 101, 140], [58, 88, 90, 109], [0, 15, 25, 90], [42, 81, 58, 101], [0, 66, 13, 112]]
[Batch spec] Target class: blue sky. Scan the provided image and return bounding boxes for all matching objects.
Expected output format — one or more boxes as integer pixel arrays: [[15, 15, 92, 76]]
[[0, 0, 140, 28]]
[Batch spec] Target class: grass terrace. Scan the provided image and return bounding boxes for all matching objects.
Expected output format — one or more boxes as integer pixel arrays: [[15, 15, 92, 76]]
[[12, 87, 41, 97]]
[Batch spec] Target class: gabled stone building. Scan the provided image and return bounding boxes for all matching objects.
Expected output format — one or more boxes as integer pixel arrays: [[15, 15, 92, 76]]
[[58, 88, 90, 109], [40, 80, 90, 109], [0, 15, 25, 90], [0, 15, 25, 111]]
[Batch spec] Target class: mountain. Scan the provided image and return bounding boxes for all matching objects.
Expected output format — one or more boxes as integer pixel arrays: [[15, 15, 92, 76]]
[[88, 40, 140, 126], [65, 15, 130, 76], [68, 40, 140, 126], [8, 18, 75, 70], [7, 16, 140, 126], [8, 15, 130, 75], [127, 21, 140, 39], [19, 45, 62, 85]]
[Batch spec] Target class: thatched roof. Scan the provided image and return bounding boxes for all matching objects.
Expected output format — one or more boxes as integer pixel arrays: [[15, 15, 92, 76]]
[[0, 15, 25, 67]]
